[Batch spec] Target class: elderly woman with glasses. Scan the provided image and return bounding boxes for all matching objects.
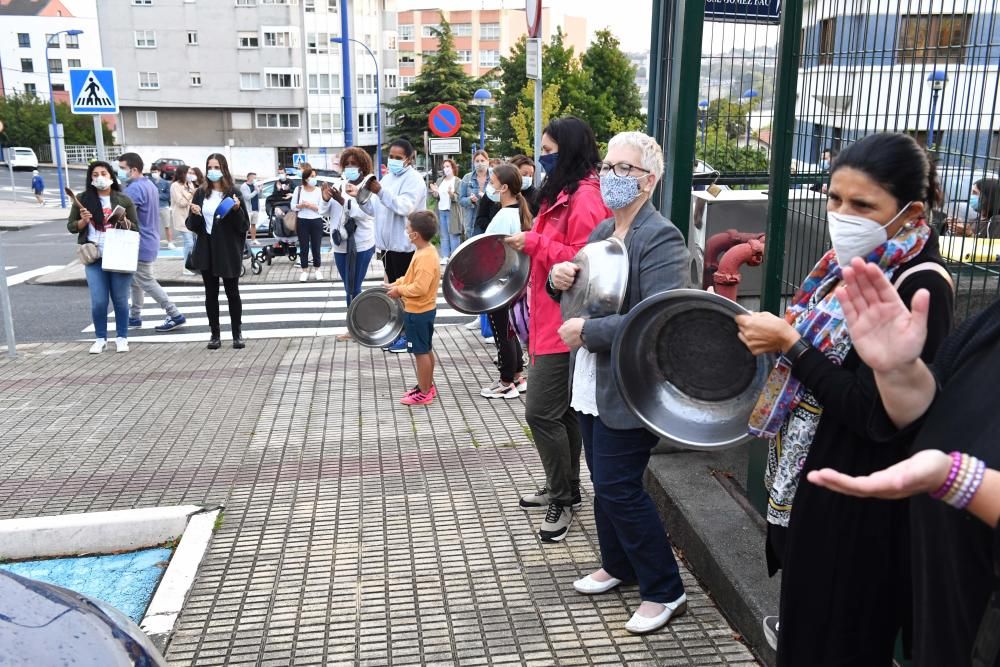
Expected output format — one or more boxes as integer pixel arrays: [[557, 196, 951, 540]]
[[548, 131, 690, 635]]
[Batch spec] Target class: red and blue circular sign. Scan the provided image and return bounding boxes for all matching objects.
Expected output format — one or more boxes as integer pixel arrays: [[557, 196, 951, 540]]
[[428, 103, 461, 138]]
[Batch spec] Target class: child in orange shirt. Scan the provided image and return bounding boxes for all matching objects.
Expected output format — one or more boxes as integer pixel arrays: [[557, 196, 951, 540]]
[[386, 210, 441, 405]]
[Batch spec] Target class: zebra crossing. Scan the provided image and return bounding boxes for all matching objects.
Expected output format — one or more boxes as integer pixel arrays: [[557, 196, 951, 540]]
[[80, 279, 473, 343]]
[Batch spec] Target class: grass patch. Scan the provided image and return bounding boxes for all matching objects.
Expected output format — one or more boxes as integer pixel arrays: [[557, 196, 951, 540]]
[[522, 425, 534, 443], [213, 512, 225, 532]]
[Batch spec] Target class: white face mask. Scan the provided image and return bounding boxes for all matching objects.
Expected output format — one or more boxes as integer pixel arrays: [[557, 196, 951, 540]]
[[443, 165, 453, 177], [827, 202, 912, 267]]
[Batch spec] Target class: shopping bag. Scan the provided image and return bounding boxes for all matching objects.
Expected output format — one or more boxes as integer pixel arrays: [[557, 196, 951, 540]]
[[102, 227, 140, 273]]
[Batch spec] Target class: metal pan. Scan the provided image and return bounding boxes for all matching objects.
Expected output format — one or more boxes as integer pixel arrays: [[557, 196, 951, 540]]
[[560, 237, 629, 320], [346, 287, 404, 348], [442, 232, 530, 314], [612, 289, 774, 450]]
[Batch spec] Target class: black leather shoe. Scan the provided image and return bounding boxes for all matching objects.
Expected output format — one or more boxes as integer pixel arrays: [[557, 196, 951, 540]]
[[207, 337, 222, 350], [232, 336, 245, 349]]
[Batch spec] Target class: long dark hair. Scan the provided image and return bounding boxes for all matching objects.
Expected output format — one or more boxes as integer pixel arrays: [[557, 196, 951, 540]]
[[974, 178, 1000, 220], [830, 133, 942, 211], [201, 153, 235, 195], [537, 116, 600, 207], [173, 164, 190, 185], [79, 160, 121, 230], [493, 164, 533, 231]]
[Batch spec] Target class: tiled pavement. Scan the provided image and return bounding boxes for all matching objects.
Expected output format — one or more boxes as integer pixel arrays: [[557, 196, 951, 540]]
[[0, 329, 758, 666]]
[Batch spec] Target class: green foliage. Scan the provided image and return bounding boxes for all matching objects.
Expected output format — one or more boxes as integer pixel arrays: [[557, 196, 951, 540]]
[[510, 82, 562, 155], [386, 16, 477, 152], [577, 30, 645, 151], [696, 125, 769, 173], [0, 94, 113, 148]]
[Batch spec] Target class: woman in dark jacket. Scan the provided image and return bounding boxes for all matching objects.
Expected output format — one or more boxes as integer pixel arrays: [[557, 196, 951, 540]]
[[67, 160, 139, 354], [186, 153, 250, 350], [736, 133, 955, 665]]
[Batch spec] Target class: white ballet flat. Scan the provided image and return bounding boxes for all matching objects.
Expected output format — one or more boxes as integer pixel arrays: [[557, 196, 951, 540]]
[[625, 594, 687, 634], [573, 573, 622, 595]]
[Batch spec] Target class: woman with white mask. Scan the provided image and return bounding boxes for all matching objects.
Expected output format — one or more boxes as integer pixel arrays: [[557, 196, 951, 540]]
[[430, 159, 463, 263], [735, 132, 956, 665]]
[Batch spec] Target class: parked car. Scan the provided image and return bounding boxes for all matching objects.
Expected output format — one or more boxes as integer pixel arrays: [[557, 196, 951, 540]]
[[150, 158, 185, 180], [2, 147, 39, 170], [253, 173, 342, 237]]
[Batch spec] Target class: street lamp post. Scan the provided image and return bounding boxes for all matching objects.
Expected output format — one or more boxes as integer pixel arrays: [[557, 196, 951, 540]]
[[47, 29, 83, 209], [470, 88, 494, 153], [927, 69, 948, 151], [741, 88, 760, 150], [331, 37, 382, 175], [698, 99, 709, 154]]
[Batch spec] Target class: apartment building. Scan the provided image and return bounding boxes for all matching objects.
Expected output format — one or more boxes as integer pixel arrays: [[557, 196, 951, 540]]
[[97, 0, 398, 175], [397, 6, 587, 89]]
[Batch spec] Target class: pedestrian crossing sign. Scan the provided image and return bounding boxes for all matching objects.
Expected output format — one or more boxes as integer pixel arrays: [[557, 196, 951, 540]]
[[69, 68, 119, 114]]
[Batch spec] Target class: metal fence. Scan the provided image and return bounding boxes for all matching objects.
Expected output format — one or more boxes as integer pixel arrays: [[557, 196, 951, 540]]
[[31, 144, 127, 165]]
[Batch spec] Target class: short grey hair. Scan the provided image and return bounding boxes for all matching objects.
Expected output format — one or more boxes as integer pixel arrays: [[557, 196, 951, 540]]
[[607, 131, 664, 182]]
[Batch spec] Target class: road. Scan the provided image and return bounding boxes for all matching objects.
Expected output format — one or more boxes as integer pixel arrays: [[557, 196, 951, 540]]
[[0, 165, 89, 206]]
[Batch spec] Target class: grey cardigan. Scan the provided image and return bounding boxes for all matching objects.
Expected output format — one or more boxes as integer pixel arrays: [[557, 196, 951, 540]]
[[560, 201, 689, 430]]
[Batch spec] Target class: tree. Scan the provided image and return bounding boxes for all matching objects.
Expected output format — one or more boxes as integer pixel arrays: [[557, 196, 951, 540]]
[[0, 94, 112, 148], [385, 16, 477, 154], [577, 30, 645, 147], [509, 82, 563, 155]]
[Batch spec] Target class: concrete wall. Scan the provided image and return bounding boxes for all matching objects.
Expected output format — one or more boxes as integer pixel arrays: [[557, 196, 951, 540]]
[[117, 145, 277, 181], [119, 107, 302, 150]]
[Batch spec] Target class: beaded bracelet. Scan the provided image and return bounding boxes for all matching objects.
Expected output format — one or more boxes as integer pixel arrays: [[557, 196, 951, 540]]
[[942, 454, 972, 506], [955, 458, 987, 510], [932, 451, 988, 509], [930, 451, 963, 500]]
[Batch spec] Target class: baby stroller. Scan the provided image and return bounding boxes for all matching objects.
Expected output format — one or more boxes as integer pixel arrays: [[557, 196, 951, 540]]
[[257, 201, 299, 268]]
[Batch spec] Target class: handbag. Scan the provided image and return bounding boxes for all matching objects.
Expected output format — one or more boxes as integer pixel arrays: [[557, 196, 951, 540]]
[[102, 219, 140, 273], [283, 187, 301, 233], [76, 242, 100, 265], [510, 292, 530, 347]]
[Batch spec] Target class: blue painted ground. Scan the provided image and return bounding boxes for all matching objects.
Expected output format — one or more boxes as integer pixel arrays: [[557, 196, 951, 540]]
[[0, 547, 173, 622], [157, 248, 184, 259]]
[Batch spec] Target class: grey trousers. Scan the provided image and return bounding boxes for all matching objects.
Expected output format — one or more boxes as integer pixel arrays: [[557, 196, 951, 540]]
[[130, 260, 181, 320], [524, 352, 581, 506]]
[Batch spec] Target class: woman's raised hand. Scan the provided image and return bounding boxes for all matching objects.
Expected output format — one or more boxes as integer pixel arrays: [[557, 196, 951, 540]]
[[835, 257, 929, 374], [807, 449, 951, 500]]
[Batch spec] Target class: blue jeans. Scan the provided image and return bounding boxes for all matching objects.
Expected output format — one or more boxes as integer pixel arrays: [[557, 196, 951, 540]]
[[180, 230, 195, 262], [463, 206, 479, 240], [578, 413, 686, 604], [437, 210, 462, 258], [334, 247, 376, 306], [85, 259, 133, 339]]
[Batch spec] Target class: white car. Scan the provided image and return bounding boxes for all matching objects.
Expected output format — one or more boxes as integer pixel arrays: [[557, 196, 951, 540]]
[[4, 147, 39, 170]]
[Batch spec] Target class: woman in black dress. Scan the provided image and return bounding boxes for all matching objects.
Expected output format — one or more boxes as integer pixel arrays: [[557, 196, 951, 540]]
[[735, 133, 955, 665], [186, 153, 250, 349]]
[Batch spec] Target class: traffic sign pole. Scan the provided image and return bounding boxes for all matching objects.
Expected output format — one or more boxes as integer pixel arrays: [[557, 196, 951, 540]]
[[93, 115, 105, 162], [0, 229, 17, 358]]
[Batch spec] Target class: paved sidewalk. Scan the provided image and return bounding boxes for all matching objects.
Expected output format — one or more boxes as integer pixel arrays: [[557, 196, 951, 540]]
[[0, 200, 71, 230], [0, 331, 758, 666]]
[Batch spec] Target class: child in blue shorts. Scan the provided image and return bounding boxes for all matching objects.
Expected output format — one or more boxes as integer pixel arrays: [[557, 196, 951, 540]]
[[386, 210, 441, 405]]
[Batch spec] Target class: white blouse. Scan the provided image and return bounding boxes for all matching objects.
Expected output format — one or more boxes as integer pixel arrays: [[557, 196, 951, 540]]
[[570, 348, 599, 417]]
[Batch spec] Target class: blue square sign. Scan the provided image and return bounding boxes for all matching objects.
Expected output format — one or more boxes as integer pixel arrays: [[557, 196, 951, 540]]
[[69, 68, 119, 114]]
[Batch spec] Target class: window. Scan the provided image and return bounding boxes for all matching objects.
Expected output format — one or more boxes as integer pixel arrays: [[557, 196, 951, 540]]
[[134, 30, 157, 48], [263, 31, 292, 47], [399, 76, 414, 91], [261, 0, 297, 4], [399, 52, 415, 64], [384, 73, 397, 88], [136, 110, 158, 128], [385, 32, 397, 50], [357, 112, 375, 133], [17, 33, 30, 48], [356, 73, 375, 94], [20, 58, 33, 73], [138, 71, 160, 89], [52, 84, 65, 92], [818, 18, 835, 65], [421, 24, 439, 38], [240, 72, 261, 89], [46, 34, 59, 48], [232, 112, 253, 129], [256, 112, 300, 128], [265, 72, 300, 88], [304, 0, 315, 10], [190, 72, 202, 86], [24, 83, 37, 96], [238, 31, 259, 48], [310, 112, 340, 134], [132, 0, 152, 4], [307, 32, 331, 54], [456, 50, 471, 63], [235, 0, 256, 5], [327, 0, 338, 10], [308, 73, 339, 94], [898, 14, 971, 63], [187, 31, 198, 45], [479, 50, 499, 68], [65, 33, 79, 49], [48, 58, 63, 73], [67, 59, 81, 68], [399, 24, 413, 41], [453, 23, 472, 37], [480, 23, 500, 40]]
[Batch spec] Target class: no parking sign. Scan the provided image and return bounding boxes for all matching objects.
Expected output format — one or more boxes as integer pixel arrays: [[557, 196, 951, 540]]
[[428, 104, 461, 138]]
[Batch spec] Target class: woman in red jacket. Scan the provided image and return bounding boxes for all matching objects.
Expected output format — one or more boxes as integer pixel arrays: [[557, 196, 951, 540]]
[[505, 116, 611, 542]]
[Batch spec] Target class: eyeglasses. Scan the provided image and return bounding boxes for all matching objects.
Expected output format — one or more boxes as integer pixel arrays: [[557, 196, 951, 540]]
[[597, 161, 651, 178]]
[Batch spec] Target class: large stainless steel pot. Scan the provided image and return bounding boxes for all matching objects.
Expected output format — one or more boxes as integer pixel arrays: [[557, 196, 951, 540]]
[[612, 289, 774, 450], [346, 287, 404, 347], [560, 237, 629, 320], [442, 232, 530, 314]]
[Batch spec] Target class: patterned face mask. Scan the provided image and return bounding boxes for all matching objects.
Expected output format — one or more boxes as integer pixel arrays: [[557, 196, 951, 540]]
[[599, 173, 642, 210]]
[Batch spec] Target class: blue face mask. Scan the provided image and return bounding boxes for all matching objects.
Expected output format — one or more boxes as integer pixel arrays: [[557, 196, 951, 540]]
[[970, 194, 980, 212], [538, 152, 559, 175], [206, 169, 223, 182], [388, 158, 406, 175], [117, 166, 131, 181], [342, 167, 360, 182]]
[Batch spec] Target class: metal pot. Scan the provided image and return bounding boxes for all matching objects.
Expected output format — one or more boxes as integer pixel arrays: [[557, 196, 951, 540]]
[[612, 289, 774, 450], [346, 287, 404, 348], [442, 232, 530, 314], [560, 236, 629, 320]]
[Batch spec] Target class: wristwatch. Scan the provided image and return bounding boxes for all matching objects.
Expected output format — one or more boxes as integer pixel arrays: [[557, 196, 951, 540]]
[[786, 337, 811, 363]]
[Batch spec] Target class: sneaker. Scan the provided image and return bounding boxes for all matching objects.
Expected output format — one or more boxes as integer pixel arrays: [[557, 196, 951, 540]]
[[128, 317, 142, 329], [439, 257, 448, 265], [388, 336, 408, 353], [115, 337, 129, 353], [539, 503, 573, 542], [515, 376, 528, 393], [88, 338, 107, 354], [519, 487, 550, 510], [762, 616, 779, 651], [400, 388, 434, 405], [154, 314, 187, 332], [464, 317, 480, 330], [480, 380, 519, 399], [314, 269, 324, 281], [483, 336, 495, 344], [182, 269, 196, 276], [299, 272, 309, 282], [251, 239, 261, 246], [167, 242, 177, 250]]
